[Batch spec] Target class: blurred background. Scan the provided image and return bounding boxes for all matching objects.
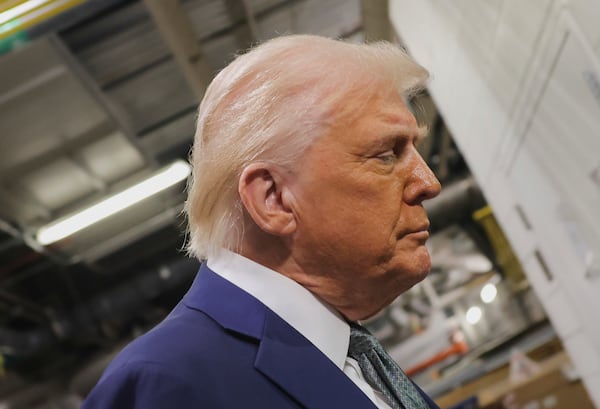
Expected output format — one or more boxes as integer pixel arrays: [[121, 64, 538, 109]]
[[0, 0, 599, 408]]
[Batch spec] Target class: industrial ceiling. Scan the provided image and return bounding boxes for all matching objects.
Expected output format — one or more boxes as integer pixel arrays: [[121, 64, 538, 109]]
[[0, 0, 366, 403], [0, 0, 490, 407]]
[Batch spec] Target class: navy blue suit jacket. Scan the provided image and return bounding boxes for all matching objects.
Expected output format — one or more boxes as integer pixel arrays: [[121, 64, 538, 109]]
[[82, 264, 439, 408]]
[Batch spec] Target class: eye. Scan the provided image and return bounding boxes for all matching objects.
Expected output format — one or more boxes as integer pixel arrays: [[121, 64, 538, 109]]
[[375, 138, 408, 163], [376, 150, 398, 163]]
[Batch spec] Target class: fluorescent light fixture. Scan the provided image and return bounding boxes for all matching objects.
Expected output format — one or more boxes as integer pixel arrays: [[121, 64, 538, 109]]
[[0, 0, 51, 26], [465, 306, 482, 325], [480, 283, 498, 304], [36, 160, 190, 245]]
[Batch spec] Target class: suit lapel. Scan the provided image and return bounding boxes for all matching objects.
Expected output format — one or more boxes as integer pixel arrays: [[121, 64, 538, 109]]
[[255, 308, 377, 409], [183, 263, 266, 339], [184, 264, 377, 408]]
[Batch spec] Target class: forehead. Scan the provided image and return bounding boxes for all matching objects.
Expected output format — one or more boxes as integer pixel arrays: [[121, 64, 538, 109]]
[[344, 92, 420, 138], [301, 93, 422, 161]]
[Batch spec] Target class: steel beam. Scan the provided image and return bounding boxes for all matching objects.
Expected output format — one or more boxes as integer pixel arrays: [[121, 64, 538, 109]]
[[143, 0, 213, 100], [0, 66, 66, 106], [0, 121, 114, 184], [224, 0, 261, 49], [0, 218, 70, 267], [0, 183, 52, 221], [48, 34, 157, 168], [360, 0, 393, 42]]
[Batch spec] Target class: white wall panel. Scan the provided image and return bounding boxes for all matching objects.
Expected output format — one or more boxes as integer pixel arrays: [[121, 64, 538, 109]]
[[487, 0, 553, 113], [541, 289, 581, 339], [513, 15, 600, 266], [391, 1, 600, 406], [565, 332, 600, 377], [584, 373, 600, 409], [507, 13, 600, 353], [500, 207, 536, 262], [568, 0, 600, 46]]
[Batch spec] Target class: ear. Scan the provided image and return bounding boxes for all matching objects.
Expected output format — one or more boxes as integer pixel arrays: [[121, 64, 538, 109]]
[[238, 163, 297, 236]]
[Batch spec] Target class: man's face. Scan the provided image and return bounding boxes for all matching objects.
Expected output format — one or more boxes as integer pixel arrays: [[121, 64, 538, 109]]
[[288, 90, 441, 320]]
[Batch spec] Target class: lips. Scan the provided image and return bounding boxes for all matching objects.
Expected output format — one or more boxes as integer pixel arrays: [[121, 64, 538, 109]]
[[410, 221, 430, 235], [398, 221, 430, 239], [407, 230, 429, 240], [413, 223, 430, 233]]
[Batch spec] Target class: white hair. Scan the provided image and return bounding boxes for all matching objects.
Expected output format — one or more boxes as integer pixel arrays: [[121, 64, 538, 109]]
[[185, 34, 429, 260]]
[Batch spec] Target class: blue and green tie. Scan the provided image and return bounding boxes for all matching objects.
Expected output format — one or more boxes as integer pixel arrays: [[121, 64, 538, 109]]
[[348, 323, 429, 409]]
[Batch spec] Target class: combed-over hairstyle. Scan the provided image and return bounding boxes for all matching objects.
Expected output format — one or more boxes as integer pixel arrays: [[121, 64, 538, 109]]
[[185, 35, 429, 260]]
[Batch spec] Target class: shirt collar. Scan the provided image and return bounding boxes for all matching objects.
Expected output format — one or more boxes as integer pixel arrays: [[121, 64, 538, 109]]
[[207, 249, 350, 370]]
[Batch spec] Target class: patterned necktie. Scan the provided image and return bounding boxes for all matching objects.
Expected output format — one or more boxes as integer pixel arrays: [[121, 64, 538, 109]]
[[348, 322, 429, 409]]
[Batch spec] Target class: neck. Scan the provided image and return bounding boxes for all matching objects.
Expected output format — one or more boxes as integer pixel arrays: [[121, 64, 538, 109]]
[[237, 226, 293, 275], [237, 227, 386, 322]]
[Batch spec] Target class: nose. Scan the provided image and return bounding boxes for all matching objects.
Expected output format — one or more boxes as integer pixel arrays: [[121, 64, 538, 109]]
[[403, 151, 441, 204]]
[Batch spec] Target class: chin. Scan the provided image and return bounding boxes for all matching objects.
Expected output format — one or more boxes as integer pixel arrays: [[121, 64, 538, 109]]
[[415, 257, 432, 279], [398, 256, 431, 288], [414, 267, 430, 283], [412, 247, 432, 274]]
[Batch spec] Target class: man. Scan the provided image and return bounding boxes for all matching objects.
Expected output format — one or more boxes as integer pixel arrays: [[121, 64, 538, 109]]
[[82, 35, 442, 409]]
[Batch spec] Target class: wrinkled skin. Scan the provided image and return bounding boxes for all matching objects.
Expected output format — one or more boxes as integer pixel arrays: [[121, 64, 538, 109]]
[[283, 91, 441, 320], [240, 90, 441, 321]]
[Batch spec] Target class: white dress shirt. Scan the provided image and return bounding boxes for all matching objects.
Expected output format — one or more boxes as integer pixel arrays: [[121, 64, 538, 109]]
[[208, 250, 392, 409]]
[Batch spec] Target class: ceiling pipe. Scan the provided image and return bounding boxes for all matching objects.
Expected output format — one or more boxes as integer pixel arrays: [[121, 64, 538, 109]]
[[0, 256, 198, 357], [0, 380, 64, 409], [0, 218, 71, 272], [424, 176, 486, 233]]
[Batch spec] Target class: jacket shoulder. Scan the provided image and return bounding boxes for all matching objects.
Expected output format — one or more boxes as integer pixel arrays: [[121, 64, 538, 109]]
[[83, 303, 271, 408], [82, 360, 206, 409], [104, 303, 246, 381]]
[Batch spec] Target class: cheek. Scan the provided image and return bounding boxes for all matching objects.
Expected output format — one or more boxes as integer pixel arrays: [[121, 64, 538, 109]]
[[329, 180, 403, 246], [297, 164, 405, 249], [337, 171, 402, 215]]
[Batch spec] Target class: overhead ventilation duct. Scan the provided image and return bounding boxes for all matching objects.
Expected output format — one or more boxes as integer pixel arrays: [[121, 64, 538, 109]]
[[424, 176, 486, 232], [0, 256, 198, 357]]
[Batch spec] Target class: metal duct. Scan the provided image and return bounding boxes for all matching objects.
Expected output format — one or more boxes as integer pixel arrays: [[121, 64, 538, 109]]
[[0, 380, 63, 409], [424, 176, 486, 232], [0, 257, 199, 356]]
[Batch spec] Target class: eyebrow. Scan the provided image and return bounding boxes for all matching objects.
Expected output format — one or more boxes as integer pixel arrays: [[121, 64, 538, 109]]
[[379, 113, 429, 146], [415, 125, 429, 146], [375, 125, 428, 148]]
